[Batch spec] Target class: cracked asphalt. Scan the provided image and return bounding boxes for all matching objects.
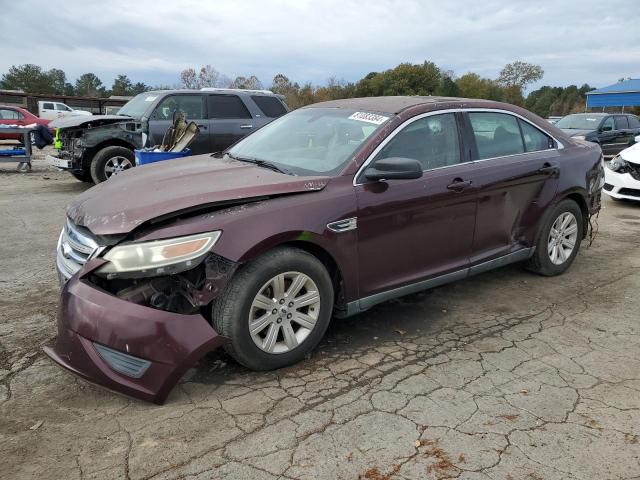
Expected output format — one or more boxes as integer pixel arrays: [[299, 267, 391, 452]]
[[1, 150, 639, 480]]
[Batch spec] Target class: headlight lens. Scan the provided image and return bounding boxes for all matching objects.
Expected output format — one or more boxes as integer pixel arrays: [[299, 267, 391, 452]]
[[97, 231, 221, 276], [608, 155, 628, 172], [572, 135, 586, 141]]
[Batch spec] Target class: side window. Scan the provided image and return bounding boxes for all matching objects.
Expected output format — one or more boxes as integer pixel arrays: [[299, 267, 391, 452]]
[[469, 112, 524, 159], [518, 119, 553, 152], [0, 109, 22, 120], [375, 113, 461, 170], [251, 95, 287, 118], [153, 95, 204, 120], [601, 117, 615, 131], [615, 116, 629, 130], [42, 102, 54, 110], [628, 115, 640, 128], [208, 95, 251, 119], [56, 103, 71, 111]]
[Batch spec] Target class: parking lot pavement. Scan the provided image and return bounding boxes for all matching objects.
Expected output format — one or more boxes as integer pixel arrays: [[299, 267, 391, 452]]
[[1, 153, 639, 480]]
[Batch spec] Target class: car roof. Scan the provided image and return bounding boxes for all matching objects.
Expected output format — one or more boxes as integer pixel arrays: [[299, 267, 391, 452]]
[[144, 89, 279, 97], [566, 112, 608, 117], [305, 96, 475, 114]]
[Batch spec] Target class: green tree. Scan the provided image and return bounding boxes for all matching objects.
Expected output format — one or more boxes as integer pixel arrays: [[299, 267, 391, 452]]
[[497, 61, 544, 90], [75, 73, 106, 97], [111, 74, 133, 96], [1, 64, 57, 93], [131, 82, 150, 95]]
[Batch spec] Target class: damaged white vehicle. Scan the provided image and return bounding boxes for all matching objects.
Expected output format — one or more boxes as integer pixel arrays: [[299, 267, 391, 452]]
[[604, 135, 640, 201]]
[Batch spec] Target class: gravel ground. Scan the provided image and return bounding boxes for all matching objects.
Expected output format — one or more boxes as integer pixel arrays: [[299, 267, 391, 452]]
[[1, 148, 639, 480]]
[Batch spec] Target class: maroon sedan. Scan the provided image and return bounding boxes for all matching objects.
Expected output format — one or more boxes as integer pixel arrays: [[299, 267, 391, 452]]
[[0, 105, 51, 140], [45, 96, 604, 403]]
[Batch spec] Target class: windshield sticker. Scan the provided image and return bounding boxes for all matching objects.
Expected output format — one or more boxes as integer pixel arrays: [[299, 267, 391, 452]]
[[348, 112, 389, 125], [144, 95, 158, 102]]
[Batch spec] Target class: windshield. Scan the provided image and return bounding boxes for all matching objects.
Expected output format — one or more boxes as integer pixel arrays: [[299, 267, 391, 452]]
[[555, 114, 603, 130], [227, 108, 390, 176], [117, 92, 161, 119]]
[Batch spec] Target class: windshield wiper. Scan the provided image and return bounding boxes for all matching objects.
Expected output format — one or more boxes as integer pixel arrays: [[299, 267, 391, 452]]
[[225, 153, 293, 175]]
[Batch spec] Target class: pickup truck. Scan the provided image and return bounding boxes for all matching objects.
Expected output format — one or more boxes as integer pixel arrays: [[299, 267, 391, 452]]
[[47, 89, 288, 183], [38, 101, 92, 121]]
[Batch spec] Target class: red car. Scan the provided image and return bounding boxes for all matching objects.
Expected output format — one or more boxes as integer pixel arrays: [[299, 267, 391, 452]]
[[0, 105, 51, 141], [46, 96, 604, 403]]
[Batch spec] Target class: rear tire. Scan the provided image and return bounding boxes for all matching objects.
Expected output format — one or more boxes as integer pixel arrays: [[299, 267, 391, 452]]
[[212, 247, 334, 370], [90, 146, 134, 183], [526, 199, 583, 276]]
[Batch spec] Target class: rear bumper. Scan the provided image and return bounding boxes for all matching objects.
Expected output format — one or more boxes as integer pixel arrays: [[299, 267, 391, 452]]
[[44, 276, 226, 404]]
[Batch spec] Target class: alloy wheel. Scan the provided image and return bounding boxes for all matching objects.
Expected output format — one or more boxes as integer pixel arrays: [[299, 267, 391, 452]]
[[248, 271, 321, 354], [104, 156, 133, 178], [547, 212, 578, 265]]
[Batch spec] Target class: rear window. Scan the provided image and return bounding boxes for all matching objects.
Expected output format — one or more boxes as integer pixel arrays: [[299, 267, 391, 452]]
[[469, 112, 525, 159], [208, 94, 251, 119], [518, 119, 553, 152], [615, 116, 629, 129], [251, 95, 287, 118]]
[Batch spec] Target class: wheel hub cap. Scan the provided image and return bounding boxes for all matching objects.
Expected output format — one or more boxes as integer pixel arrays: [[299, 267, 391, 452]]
[[547, 212, 578, 265], [104, 156, 132, 178], [248, 271, 321, 354]]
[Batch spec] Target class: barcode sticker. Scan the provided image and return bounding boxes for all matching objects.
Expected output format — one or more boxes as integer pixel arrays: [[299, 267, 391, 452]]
[[348, 112, 389, 125]]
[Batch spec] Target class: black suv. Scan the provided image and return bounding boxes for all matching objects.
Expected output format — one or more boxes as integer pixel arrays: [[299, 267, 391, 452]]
[[556, 113, 640, 157], [47, 89, 288, 183]]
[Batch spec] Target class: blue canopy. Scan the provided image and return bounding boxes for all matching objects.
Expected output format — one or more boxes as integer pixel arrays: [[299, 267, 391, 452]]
[[586, 79, 640, 107]]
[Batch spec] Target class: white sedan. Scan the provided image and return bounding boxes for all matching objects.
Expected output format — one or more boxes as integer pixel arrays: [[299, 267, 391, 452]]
[[604, 135, 640, 201]]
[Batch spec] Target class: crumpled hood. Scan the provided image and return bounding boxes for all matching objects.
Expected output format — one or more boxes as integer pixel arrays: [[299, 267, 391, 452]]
[[67, 154, 330, 235], [620, 142, 640, 165], [50, 115, 133, 130]]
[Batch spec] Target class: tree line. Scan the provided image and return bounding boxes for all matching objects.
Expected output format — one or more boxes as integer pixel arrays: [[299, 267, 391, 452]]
[[1, 61, 597, 117]]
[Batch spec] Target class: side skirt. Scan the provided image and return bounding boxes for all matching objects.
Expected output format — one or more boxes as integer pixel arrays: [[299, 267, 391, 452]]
[[339, 247, 534, 318]]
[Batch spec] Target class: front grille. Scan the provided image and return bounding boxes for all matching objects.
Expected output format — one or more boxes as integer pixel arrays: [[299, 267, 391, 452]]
[[628, 163, 640, 181], [56, 219, 101, 281], [618, 188, 640, 198]]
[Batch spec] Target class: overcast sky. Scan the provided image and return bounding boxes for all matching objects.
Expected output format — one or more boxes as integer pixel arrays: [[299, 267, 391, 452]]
[[1, 0, 638, 90]]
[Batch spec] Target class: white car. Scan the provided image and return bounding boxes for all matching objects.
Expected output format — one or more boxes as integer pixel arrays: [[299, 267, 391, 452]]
[[604, 135, 640, 201], [38, 101, 92, 121]]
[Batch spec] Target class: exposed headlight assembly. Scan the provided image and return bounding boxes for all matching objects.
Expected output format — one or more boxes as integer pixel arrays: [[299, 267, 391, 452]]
[[608, 155, 629, 173], [97, 231, 221, 277]]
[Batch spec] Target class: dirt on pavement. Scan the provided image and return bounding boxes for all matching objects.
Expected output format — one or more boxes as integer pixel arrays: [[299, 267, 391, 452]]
[[1, 149, 639, 479]]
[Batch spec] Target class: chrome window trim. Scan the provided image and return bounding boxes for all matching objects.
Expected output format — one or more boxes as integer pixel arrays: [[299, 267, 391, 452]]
[[353, 108, 565, 186]]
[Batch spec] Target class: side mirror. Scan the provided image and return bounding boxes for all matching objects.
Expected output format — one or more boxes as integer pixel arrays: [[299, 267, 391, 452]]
[[601, 124, 612, 132], [364, 157, 423, 181]]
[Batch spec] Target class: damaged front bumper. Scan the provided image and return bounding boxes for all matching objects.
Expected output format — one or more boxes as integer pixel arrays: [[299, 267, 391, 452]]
[[44, 274, 226, 404]]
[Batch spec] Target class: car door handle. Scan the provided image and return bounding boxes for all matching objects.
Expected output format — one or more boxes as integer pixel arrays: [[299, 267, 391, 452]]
[[538, 162, 558, 175], [240, 124, 253, 129], [196, 124, 207, 130], [446, 178, 473, 192]]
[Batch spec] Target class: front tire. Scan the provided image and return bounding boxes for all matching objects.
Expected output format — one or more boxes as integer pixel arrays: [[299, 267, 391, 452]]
[[212, 247, 334, 370], [90, 146, 134, 183], [71, 171, 93, 183], [526, 199, 583, 276]]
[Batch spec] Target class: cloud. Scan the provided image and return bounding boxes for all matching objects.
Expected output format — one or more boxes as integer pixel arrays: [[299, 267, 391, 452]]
[[0, 0, 638, 89]]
